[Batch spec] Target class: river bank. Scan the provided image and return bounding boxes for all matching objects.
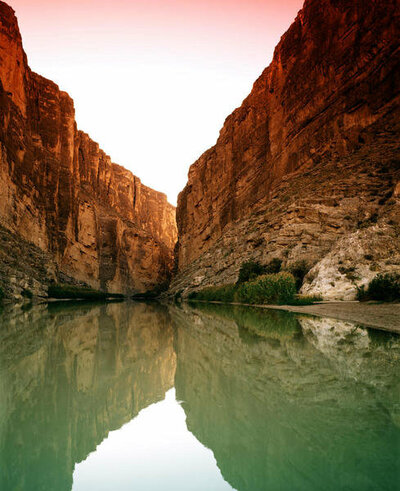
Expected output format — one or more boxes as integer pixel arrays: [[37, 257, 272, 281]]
[[186, 300, 400, 334], [248, 302, 400, 334]]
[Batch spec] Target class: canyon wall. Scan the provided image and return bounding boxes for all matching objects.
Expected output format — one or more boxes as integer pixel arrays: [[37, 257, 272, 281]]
[[173, 0, 400, 299], [0, 1, 177, 298]]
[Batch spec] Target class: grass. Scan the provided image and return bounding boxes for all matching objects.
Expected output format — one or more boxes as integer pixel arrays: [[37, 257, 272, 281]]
[[188, 284, 237, 303], [47, 284, 124, 301], [235, 273, 297, 305], [188, 272, 322, 306], [357, 273, 400, 302], [290, 295, 323, 306]]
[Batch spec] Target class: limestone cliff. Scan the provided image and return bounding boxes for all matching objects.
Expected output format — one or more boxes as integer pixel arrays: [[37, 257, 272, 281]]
[[0, 2, 177, 298], [173, 0, 400, 299]]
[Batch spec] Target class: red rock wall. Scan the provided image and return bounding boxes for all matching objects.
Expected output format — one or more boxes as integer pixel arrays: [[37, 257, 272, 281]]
[[0, 1, 177, 294], [174, 0, 400, 297]]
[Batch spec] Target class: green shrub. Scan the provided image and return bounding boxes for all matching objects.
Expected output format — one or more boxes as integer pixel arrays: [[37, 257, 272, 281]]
[[235, 272, 297, 305], [289, 295, 323, 306], [264, 258, 282, 275], [286, 260, 311, 291], [189, 284, 237, 303], [48, 284, 124, 300], [237, 258, 282, 285], [237, 261, 265, 284], [174, 289, 184, 302], [356, 285, 368, 302], [357, 273, 400, 302]]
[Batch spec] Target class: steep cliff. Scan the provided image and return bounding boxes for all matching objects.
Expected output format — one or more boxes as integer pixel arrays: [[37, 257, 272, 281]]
[[0, 2, 177, 298], [173, 0, 400, 299]]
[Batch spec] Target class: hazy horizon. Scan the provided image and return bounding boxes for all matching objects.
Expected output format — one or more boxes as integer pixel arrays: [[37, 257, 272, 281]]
[[9, 0, 303, 204]]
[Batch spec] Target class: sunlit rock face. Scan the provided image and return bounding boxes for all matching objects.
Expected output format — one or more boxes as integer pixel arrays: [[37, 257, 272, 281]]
[[0, 2, 177, 297], [0, 302, 176, 491], [171, 303, 400, 491], [173, 0, 400, 299]]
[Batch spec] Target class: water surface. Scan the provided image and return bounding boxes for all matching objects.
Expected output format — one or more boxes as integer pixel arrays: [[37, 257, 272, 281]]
[[0, 301, 399, 490]]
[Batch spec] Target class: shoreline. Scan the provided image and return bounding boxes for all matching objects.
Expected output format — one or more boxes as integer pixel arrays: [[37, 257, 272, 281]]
[[187, 300, 400, 335]]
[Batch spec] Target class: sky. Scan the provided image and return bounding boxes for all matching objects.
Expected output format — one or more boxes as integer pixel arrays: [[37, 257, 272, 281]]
[[10, 0, 303, 204]]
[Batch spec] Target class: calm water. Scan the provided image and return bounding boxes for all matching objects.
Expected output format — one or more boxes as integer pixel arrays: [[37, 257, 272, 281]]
[[0, 301, 399, 491]]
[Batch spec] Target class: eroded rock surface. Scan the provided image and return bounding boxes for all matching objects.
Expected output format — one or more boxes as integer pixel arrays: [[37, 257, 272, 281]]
[[0, 2, 177, 297], [173, 0, 400, 299]]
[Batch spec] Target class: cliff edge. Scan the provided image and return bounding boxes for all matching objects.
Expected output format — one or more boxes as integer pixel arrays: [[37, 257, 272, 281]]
[[0, 2, 177, 299], [172, 0, 400, 300]]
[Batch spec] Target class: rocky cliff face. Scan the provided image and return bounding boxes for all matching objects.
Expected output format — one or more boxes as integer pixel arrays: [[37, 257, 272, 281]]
[[173, 0, 400, 299], [0, 2, 177, 298]]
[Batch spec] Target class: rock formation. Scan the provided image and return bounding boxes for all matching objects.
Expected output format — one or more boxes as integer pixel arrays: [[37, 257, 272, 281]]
[[0, 1, 177, 299], [172, 0, 400, 299]]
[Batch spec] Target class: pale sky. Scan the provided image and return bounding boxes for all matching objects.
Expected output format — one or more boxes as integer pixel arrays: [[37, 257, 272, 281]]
[[10, 0, 303, 204]]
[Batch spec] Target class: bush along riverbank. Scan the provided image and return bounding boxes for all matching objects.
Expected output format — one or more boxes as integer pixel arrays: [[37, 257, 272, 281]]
[[357, 273, 400, 302], [48, 284, 125, 301], [188, 272, 322, 306]]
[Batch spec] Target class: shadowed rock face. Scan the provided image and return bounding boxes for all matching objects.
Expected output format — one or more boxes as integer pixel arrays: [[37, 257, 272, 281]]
[[173, 0, 400, 299], [171, 303, 400, 491], [0, 302, 176, 491], [0, 2, 177, 297]]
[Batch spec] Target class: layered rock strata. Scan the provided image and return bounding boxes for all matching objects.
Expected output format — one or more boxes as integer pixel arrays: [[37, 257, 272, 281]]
[[173, 0, 400, 299], [0, 2, 177, 298]]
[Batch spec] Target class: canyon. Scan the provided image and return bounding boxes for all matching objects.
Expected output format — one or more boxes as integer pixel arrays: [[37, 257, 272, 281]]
[[0, 1, 177, 300], [1, 0, 399, 302], [172, 0, 400, 300]]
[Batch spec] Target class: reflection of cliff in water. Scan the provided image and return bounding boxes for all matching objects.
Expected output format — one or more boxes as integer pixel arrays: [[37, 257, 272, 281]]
[[0, 302, 176, 491], [172, 303, 400, 491]]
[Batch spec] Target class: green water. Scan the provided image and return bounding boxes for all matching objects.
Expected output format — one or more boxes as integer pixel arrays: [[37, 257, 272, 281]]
[[0, 301, 399, 490]]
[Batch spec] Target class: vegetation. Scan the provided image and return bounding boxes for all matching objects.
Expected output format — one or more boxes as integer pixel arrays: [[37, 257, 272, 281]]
[[264, 258, 283, 275], [0, 286, 4, 303], [236, 261, 265, 284], [174, 289, 184, 302], [47, 284, 124, 301], [188, 269, 324, 306], [357, 273, 400, 302], [289, 294, 323, 306], [188, 284, 237, 303], [235, 273, 297, 305], [286, 260, 311, 291], [131, 281, 170, 300], [236, 258, 283, 285]]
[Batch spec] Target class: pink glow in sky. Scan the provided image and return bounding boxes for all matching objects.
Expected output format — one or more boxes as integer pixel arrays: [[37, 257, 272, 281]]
[[10, 0, 303, 204]]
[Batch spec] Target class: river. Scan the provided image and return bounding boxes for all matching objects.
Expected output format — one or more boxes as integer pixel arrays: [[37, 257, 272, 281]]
[[0, 301, 399, 490]]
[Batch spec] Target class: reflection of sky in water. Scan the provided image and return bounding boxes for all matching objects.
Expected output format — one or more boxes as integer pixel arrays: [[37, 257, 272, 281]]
[[73, 388, 233, 491]]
